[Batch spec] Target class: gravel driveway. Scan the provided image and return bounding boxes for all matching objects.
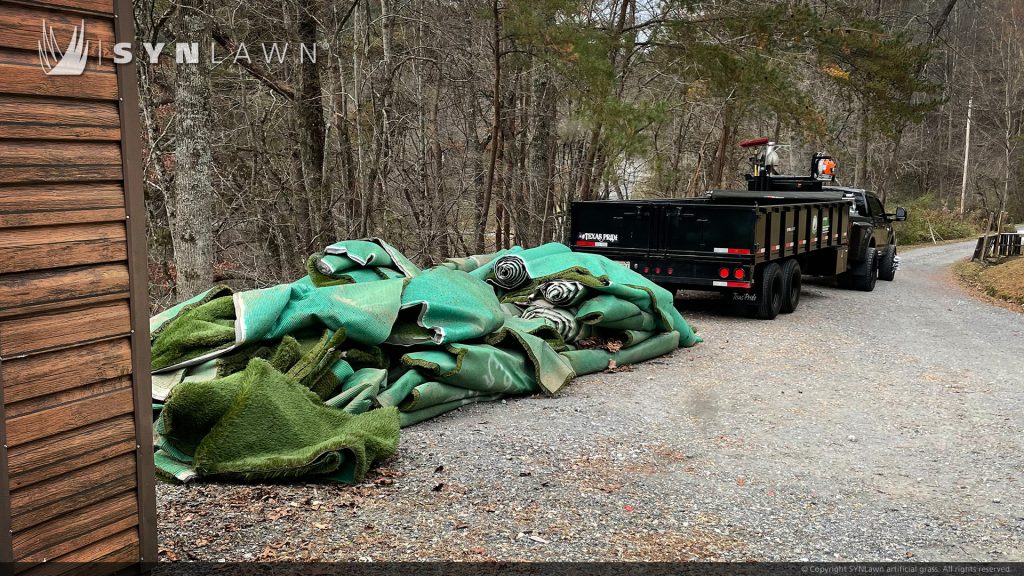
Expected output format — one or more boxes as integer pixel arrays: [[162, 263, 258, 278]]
[[157, 239, 1024, 562]]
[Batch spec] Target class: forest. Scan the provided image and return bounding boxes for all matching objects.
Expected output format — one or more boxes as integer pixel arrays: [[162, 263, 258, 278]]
[[133, 0, 1024, 304]]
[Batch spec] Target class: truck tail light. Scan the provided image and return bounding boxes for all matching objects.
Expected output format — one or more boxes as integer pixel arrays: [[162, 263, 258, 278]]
[[734, 268, 745, 280], [718, 267, 729, 279], [643, 266, 650, 274], [655, 267, 661, 274], [667, 268, 674, 275]]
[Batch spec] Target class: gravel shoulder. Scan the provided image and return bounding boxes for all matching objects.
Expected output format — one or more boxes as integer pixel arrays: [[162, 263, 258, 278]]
[[158, 239, 1024, 562]]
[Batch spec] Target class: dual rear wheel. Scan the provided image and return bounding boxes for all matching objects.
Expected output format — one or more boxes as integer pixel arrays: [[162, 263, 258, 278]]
[[838, 247, 878, 291], [745, 259, 802, 320], [878, 245, 897, 281], [738, 245, 888, 319]]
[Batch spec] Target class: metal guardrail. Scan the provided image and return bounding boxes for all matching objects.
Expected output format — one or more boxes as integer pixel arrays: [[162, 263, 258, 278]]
[[973, 232, 1023, 260]]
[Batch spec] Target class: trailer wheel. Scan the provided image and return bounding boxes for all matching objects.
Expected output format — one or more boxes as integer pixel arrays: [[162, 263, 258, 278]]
[[753, 262, 784, 320], [840, 247, 878, 291], [878, 245, 897, 281], [780, 259, 802, 314]]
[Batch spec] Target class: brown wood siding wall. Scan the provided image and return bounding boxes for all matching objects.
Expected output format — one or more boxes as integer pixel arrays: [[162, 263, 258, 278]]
[[0, 0, 156, 571]]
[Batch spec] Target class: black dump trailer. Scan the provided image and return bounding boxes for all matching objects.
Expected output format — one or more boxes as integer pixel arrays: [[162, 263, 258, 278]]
[[571, 195, 851, 319], [568, 140, 877, 319]]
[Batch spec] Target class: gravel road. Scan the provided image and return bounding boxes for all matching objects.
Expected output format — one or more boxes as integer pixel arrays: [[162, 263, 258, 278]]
[[157, 239, 1023, 562]]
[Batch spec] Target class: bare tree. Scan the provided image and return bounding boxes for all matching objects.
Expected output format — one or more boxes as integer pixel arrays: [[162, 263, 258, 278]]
[[171, 0, 215, 298]]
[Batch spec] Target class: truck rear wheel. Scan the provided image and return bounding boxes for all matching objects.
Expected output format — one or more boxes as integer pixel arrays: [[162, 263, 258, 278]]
[[753, 262, 784, 320], [878, 245, 897, 281], [839, 247, 878, 292], [780, 259, 801, 313]]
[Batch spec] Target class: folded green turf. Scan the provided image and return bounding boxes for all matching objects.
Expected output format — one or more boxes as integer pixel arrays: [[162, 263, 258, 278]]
[[157, 358, 399, 483], [390, 267, 505, 345], [308, 238, 420, 287], [472, 243, 700, 347], [151, 238, 700, 484], [152, 277, 405, 373]]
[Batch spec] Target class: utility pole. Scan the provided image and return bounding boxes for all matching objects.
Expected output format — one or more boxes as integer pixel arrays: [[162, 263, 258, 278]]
[[959, 96, 972, 218]]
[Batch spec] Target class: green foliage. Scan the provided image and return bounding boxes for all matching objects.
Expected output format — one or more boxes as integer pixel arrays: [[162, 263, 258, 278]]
[[811, 6, 941, 136], [502, 0, 672, 181], [894, 196, 981, 245], [653, 2, 828, 136]]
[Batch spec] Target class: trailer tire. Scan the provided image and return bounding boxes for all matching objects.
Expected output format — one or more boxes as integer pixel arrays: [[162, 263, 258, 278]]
[[840, 247, 877, 292], [878, 245, 897, 281], [780, 259, 801, 314], [753, 262, 784, 320]]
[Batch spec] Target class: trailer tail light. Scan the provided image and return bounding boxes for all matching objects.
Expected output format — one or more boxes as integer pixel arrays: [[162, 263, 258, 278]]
[[734, 268, 745, 280], [655, 267, 661, 274], [643, 266, 650, 274], [718, 267, 729, 279], [667, 268, 674, 275]]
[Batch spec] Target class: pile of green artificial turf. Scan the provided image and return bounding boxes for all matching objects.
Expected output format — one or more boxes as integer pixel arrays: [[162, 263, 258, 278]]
[[151, 239, 700, 484]]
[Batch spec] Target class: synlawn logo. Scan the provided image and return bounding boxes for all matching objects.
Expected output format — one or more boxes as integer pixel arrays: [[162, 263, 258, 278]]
[[35, 19, 318, 77], [38, 19, 89, 76]]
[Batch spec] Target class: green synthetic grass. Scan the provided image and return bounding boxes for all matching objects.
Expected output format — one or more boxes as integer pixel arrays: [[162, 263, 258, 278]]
[[161, 358, 399, 483], [151, 295, 236, 371]]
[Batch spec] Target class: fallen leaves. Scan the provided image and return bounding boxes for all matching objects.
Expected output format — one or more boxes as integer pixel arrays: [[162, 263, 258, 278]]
[[578, 337, 625, 353], [605, 361, 635, 373], [258, 542, 284, 560], [266, 507, 293, 521]]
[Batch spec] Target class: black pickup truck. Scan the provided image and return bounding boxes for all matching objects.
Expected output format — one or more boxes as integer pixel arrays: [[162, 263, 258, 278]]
[[570, 142, 907, 319]]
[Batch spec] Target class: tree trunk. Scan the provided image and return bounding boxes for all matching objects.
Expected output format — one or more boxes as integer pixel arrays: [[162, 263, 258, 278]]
[[578, 128, 602, 201], [476, 0, 502, 252], [296, 2, 326, 249], [855, 105, 869, 188], [528, 63, 554, 243], [172, 0, 215, 299], [1000, 97, 1012, 219], [711, 103, 732, 188]]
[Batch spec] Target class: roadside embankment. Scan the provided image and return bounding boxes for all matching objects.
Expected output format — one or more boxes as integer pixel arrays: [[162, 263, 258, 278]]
[[953, 256, 1024, 310]]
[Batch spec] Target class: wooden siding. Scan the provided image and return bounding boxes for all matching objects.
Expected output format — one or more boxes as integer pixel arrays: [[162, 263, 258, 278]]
[[0, 0, 155, 569]]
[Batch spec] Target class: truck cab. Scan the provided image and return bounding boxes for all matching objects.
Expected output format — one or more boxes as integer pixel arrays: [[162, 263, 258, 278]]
[[823, 186, 907, 286]]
